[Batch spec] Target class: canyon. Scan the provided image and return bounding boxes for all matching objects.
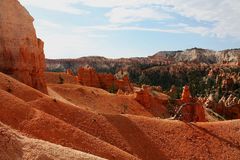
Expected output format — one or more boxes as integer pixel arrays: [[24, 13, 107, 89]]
[[0, 0, 240, 160], [46, 48, 240, 74]]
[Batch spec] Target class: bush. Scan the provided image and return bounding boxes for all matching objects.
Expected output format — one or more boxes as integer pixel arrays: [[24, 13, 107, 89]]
[[58, 74, 64, 84], [109, 82, 117, 93]]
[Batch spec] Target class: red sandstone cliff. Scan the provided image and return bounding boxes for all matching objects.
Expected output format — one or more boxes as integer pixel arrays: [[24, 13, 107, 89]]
[[77, 67, 101, 88], [0, 0, 47, 93], [77, 67, 133, 92]]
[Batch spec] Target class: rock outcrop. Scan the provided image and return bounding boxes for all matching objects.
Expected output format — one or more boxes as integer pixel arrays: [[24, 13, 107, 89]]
[[135, 85, 169, 117], [177, 48, 240, 64], [181, 85, 192, 103], [77, 67, 101, 88], [204, 94, 240, 119], [0, 0, 47, 93], [66, 68, 74, 76], [178, 85, 206, 122], [77, 67, 133, 92]]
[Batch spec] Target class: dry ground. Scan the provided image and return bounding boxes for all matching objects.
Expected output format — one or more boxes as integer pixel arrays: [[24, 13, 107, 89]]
[[0, 72, 240, 160]]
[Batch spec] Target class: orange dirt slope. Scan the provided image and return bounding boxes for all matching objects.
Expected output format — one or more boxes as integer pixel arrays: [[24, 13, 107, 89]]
[[0, 72, 138, 160], [1, 72, 240, 160], [0, 122, 105, 160], [30, 88, 240, 160], [47, 83, 152, 116]]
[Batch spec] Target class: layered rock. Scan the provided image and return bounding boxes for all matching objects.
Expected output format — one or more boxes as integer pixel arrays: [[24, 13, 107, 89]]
[[0, 0, 47, 93], [77, 66, 133, 92], [173, 48, 240, 64]]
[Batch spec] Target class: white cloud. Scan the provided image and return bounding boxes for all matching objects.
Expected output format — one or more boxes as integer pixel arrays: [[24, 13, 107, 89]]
[[19, 0, 89, 15], [105, 7, 171, 23], [19, 0, 240, 54], [78, 0, 240, 38], [73, 24, 182, 33]]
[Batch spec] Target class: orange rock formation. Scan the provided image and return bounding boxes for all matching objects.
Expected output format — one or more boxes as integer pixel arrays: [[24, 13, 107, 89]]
[[135, 85, 169, 117], [66, 68, 74, 76], [0, 0, 47, 93], [181, 85, 192, 103], [204, 94, 240, 119], [179, 85, 206, 122], [77, 67, 101, 88], [77, 66, 133, 92]]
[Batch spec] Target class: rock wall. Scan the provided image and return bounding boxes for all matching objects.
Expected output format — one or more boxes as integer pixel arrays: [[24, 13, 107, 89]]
[[98, 73, 115, 90], [77, 67, 133, 92], [77, 67, 101, 88], [0, 0, 47, 93]]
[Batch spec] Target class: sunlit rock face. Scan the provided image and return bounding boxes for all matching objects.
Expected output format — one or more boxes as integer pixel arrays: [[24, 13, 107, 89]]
[[77, 66, 133, 93], [181, 85, 192, 103], [77, 67, 101, 88], [134, 85, 169, 117], [0, 0, 47, 93], [179, 85, 206, 122]]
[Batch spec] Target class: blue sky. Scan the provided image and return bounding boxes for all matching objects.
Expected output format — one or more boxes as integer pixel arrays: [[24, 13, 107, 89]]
[[19, 0, 240, 59]]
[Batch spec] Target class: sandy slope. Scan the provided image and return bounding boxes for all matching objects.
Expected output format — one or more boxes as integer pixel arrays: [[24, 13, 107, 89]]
[[0, 122, 105, 160], [1, 72, 240, 160], [0, 90, 138, 160], [104, 115, 240, 160], [48, 83, 152, 116], [0, 72, 138, 160], [0, 72, 47, 102], [45, 72, 78, 84], [29, 96, 240, 160]]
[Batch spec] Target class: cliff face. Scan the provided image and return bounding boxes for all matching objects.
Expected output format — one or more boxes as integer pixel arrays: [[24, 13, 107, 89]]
[[46, 48, 240, 76], [77, 67, 133, 92], [0, 0, 47, 93], [173, 48, 240, 64], [77, 67, 101, 88], [174, 48, 217, 64]]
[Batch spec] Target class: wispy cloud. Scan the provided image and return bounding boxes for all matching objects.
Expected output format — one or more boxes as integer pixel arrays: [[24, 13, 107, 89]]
[[20, 0, 240, 37], [18, 0, 240, 58], [78, 0, 240, 38], [73, 24, 182, 33], [19, 0, 89, 15], [105, 7, 171, 23]]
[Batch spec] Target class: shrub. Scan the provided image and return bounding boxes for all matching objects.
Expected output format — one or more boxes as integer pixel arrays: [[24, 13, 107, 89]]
[[58, 74, 64, 84]]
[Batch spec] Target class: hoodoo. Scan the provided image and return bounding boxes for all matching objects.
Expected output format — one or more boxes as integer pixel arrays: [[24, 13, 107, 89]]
[[0, 0, 47, 93]]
